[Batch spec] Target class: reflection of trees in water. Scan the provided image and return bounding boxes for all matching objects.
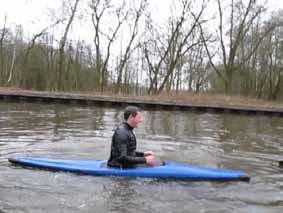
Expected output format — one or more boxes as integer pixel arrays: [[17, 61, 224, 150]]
[[52, 105, 106, 137], [145, 111, 176, 137], [52, 105, 115, 138], [215, 113, 283, 155], [0, 101, 69, 137], [1, 102, 120, 139], [112, 109, 122, 127], [218, 113, 249, 153], [144, 110, 209, 139], [89, 107, 105, 131]]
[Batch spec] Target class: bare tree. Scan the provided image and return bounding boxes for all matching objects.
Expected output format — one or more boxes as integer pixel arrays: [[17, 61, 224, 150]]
[[185, 42, 210, 92], [199, 0, 276, 94], [57, 0, 80, 90], [0, 14, 8, 84], [143, 0, 207, 94], [115, 0, 147, 93], [89, 0, 129, 91], [259, 13, 283, 100], [19, 20, 61, 88]]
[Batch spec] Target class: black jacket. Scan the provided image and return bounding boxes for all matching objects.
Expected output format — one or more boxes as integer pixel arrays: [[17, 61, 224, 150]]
[[107, 122, 146, 168]]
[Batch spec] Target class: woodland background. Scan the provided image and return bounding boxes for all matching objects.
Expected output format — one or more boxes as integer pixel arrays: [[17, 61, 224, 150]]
[[1, 0, 283, 100]]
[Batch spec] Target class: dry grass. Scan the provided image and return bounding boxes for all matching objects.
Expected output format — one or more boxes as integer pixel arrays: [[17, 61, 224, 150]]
[[88, 91, 283, 110], [1, 87, 283, 110]]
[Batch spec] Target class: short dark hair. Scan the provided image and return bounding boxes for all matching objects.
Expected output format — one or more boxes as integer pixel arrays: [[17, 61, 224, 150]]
[[124, 106, 140, 120]]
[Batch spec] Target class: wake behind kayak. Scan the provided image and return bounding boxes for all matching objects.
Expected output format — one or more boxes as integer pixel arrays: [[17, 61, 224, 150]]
[[8, 157, 250, 181]]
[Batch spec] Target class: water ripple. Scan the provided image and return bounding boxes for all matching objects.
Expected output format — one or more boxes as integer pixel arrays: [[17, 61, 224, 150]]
[[0, 101, 283, 212]]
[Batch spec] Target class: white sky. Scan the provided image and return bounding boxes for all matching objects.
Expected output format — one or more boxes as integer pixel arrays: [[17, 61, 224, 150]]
[[0, 0, 282, 42], [0, 0, 172, 40]]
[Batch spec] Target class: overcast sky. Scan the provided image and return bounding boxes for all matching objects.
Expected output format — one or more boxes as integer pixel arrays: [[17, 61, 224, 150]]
[[0, 0, 175, 44], [0, 0, 282, 42]]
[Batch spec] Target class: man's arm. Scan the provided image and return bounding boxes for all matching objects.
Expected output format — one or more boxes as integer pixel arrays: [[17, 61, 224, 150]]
[[114, 131, 146, 166], [118, 144, 146, 165], [135, 151, 145, 157]]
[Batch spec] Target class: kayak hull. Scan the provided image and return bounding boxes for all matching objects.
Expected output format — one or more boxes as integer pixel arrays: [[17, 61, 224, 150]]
[[8, 157, 250, 181]]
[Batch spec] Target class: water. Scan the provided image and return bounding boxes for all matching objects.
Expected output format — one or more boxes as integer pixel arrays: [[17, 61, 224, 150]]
[[0, 101, 282, 213]]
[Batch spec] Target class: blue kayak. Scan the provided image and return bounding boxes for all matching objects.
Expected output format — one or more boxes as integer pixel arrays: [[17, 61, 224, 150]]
[[8, 157, 250, 181]]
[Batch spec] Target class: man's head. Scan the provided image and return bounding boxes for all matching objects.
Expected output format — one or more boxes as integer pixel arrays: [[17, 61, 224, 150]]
[[124, 106, 143, 128]]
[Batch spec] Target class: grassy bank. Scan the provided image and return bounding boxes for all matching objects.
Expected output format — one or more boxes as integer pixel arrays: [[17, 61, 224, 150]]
[[0, 87, 283, 110]]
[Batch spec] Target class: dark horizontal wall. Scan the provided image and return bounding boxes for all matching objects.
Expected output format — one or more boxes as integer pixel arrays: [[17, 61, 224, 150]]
[[0, 91, 282, 117]]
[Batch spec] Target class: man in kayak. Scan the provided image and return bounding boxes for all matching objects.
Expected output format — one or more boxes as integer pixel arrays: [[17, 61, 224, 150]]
[[107, 106, 156, 168]]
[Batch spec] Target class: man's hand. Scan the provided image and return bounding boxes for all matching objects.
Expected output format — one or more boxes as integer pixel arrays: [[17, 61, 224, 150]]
[[144, 151, 154, 157], [145, 155, 156, 166]]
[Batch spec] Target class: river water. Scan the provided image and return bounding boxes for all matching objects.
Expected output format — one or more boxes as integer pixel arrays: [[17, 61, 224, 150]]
[[0, 101, 282, 213]]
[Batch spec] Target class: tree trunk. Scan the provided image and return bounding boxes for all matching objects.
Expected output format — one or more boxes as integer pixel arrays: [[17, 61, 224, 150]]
[[58, 0, 80, 91]]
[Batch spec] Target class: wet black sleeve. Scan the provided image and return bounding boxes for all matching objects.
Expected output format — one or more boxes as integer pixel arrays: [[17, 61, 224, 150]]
[[135, 151, 145, 157], [118, 144, 146, 165], [114, 131, 146, 166]]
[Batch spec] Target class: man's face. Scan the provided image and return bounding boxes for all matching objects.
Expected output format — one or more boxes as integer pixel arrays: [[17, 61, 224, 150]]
[[128, 112, 143, 128]]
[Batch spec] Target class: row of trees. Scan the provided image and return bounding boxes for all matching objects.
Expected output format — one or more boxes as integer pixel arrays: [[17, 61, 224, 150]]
[[0, 0, 283, 100]]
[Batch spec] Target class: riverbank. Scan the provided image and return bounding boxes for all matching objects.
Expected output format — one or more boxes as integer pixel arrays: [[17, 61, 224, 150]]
[[0, 87, 283, 115]]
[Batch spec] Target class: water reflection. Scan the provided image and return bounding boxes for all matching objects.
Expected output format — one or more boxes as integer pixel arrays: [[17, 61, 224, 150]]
[[0, 100, 283, 212]]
